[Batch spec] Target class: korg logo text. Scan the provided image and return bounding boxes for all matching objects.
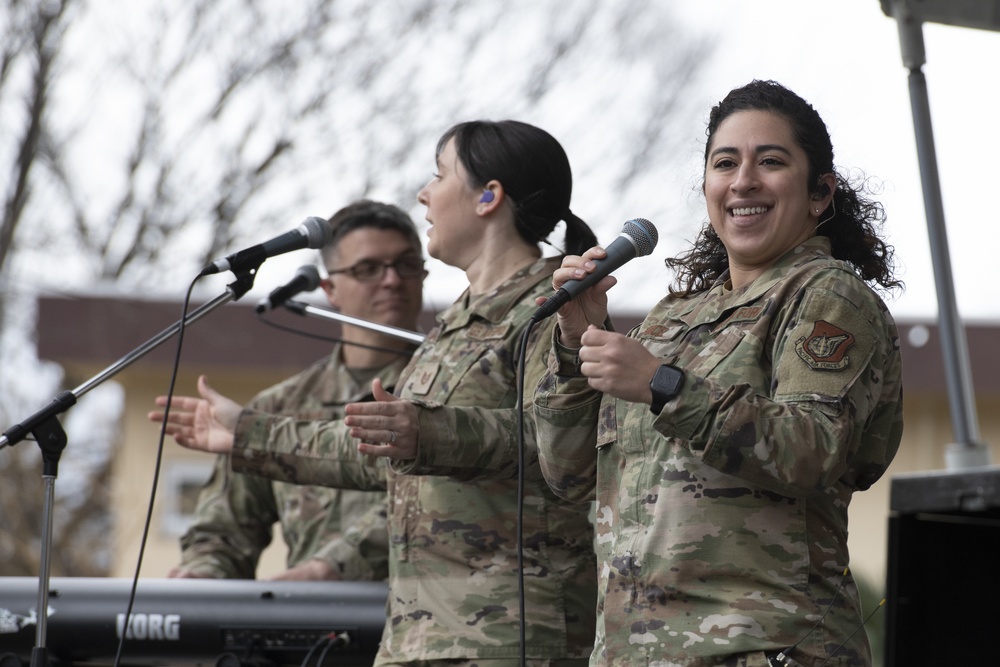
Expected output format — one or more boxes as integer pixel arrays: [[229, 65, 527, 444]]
[[116, 613, 181, 640]]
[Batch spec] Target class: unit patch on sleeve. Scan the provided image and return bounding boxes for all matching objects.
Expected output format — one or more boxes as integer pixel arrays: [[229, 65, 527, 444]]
[[794, 320, 855, 370]]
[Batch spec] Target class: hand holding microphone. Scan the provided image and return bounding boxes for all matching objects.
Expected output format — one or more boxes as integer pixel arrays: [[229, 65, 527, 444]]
[[532, 218, 658, 326], [539, 218, 665, 404]]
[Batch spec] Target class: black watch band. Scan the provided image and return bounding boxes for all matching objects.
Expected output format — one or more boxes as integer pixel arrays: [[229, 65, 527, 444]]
[[649, 363, 684, 415]]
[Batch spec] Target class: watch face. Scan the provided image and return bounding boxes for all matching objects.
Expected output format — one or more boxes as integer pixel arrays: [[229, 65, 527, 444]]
[[654, 364, 683, 396], [650, 364, 684, 415]]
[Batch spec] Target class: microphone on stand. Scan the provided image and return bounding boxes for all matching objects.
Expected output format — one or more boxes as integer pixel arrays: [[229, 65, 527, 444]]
[[531, 217, 658, 322], [199, 217, 332, 277], [256, 265, 322, 313]]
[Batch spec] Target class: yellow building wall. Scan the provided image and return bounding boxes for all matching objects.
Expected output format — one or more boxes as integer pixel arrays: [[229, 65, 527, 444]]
[[108, 365, 304, 580], [846, 393, 1000, 588]]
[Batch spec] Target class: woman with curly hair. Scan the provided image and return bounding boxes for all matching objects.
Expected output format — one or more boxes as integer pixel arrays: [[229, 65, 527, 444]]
[[533, 80, 904, 667]]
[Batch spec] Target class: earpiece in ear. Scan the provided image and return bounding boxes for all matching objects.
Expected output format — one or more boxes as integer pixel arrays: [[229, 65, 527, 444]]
[[479, 190, 495, 204], [813, 182, 831, 200]]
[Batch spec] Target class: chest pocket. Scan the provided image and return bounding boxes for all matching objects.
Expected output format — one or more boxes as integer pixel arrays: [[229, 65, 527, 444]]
[[674, 326, 748, 379], [595, 323, 686, 449], [595, 322, 749, 450], [398, 320, 515, 409]]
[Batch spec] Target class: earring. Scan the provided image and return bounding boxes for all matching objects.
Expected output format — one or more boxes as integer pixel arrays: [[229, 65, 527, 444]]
[[816, 199, 837, 229]]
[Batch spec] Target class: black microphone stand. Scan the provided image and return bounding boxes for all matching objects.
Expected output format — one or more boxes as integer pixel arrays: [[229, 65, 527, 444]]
[[0, 269, 257, 667]]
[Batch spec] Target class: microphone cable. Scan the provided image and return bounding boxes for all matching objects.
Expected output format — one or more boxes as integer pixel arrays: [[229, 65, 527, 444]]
[[770, 567, 887, 667], [112, 277, 199, 667], [513, 321, 535, 667], [818, 599, 885, 667], [254, 308, 416, 356]]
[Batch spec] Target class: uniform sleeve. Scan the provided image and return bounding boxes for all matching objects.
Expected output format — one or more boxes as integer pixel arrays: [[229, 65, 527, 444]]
[[309, 498, 391, 581], [230, 411, 387, 491], [530, 331, 603, 503], [391, 315, 553, 482], [655, 285, 902, 496], [175, 455, 277, 579]]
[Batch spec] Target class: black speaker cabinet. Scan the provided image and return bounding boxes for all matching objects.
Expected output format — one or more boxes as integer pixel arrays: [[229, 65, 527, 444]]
[[885, 465, 1000, 666]]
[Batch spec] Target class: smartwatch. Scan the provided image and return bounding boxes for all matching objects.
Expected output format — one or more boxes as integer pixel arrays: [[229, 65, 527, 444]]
[[649, 363, 684, 415]]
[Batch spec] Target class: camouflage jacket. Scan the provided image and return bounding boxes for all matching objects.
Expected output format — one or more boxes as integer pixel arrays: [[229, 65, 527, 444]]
[[176, 345, 406, 580], [231, 257, 597, 664], [533, 238, 903, 667]]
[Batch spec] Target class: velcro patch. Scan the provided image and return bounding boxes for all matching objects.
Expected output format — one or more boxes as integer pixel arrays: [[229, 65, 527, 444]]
[[794, 320, 855, 370], [405, 362, 440, 396], [729, 305, 765, 324], [467, 321, 510, 340]]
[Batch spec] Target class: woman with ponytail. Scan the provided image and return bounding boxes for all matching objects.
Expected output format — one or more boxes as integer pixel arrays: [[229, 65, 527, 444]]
[[230, 120, 600, 666]]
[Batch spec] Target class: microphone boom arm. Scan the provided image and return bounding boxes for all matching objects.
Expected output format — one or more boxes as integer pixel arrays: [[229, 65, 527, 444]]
[[1, 289, 242, 451], [282, 299, 426, 344]]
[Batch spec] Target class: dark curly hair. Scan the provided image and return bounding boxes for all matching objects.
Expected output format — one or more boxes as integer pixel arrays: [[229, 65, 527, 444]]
[[437, 120, 597, 256], [667, 80, 901, 297]]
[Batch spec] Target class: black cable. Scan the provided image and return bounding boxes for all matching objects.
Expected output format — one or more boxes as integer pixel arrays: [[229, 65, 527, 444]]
[[112, 277, 199, 667], [775, 567, 850, 664], [315, 631, 350, 666], [514, 322, 536, 667], [254, 310, 414, 356], [817, 599, 886, 667], [773, 568, 885, 667], [298, 632, 330, 667]]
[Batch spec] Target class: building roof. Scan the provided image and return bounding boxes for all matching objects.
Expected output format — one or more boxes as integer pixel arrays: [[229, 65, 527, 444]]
[[36, 294, 1000, 395]]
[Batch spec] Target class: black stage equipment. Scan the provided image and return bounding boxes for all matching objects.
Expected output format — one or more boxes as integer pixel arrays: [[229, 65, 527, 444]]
[[885, 466, 1000, 666], [0, 577, 387, 667]]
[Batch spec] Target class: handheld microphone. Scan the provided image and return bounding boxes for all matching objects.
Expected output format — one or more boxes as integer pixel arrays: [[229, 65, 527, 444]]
[[531, 217, 658, 322], [198, 217, 332, 277], [255, 264, 322, 313]]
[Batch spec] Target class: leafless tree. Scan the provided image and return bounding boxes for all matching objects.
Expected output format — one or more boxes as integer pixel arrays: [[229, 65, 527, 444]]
[[0, 0, 712, 576]]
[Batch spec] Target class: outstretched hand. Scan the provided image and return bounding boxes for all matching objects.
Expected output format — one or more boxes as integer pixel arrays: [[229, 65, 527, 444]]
[[344, 378, 418, 460], [148, 375, 242, 454]]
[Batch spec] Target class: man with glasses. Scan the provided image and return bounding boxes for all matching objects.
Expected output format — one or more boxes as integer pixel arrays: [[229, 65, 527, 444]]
[[149, 200, 426, 581]]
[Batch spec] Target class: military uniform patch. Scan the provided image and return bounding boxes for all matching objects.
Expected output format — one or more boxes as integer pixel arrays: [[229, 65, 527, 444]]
[[467, 321, 510, 340], [641, 324, 670, 338], [794, 320, 855, 370], [730, 305, 765, 323], [405, 362, 439, 395]]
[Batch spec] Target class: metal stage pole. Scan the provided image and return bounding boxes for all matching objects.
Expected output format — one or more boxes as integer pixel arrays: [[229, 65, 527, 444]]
[[883, 0, 993, 469]]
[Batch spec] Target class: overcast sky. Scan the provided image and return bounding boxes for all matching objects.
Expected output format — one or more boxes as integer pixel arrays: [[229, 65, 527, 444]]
[[311, 0, 1000, 324], [48, 0, 996, 326]]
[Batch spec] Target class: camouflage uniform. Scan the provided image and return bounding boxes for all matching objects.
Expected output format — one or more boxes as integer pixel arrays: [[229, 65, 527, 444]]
[[176, 345, 405, 581], [232, 257, 597, 665], [533, 238, 903, 667]]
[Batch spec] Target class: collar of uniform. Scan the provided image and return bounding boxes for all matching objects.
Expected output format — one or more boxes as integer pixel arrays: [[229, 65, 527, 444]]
[[436, 256, 560, 334], [675, 236, 835, 326], [317, 342, 413, 404]]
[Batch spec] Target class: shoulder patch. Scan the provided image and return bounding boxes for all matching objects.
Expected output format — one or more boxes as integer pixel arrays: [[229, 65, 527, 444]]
[[794, 320, 855, 370]]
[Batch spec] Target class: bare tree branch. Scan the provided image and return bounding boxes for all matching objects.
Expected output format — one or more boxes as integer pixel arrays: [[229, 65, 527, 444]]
[[0, 0, 714, 577]]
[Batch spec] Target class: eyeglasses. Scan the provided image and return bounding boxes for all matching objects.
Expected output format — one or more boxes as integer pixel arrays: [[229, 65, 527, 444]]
[[327, 256, 426, 282]]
